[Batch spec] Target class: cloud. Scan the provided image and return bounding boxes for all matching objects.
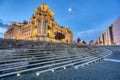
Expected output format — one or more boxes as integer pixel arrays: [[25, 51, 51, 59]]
[[0, 27, 7, 33], [73, 17, 117, 43], [74, 28, 105, 43], [0, 27, 7, 38], [0, 19, 12, 25], [0, 32, 4, 38]]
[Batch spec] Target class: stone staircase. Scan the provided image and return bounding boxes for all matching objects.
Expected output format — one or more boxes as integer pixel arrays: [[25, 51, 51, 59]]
[[0, 46, 111, 78]]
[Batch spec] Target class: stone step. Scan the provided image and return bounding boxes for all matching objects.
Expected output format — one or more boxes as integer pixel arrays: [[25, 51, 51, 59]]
[[0, 55, 77, 68], [0, 55, 94, 71], [0, 56, 95, 77]]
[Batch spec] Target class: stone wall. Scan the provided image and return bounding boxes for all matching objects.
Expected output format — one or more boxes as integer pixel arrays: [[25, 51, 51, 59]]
[[0, 38, 85, 49]]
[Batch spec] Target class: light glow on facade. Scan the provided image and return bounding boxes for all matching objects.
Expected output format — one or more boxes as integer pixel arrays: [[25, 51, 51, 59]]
[[4, 4, 73, 43]]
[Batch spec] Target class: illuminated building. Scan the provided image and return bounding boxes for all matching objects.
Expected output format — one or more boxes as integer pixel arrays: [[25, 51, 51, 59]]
[[95, 16, 120, 45], [4, 4, 73, 42]]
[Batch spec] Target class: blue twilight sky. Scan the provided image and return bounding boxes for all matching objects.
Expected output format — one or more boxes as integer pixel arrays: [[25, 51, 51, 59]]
[[0, 0, 120, 43]]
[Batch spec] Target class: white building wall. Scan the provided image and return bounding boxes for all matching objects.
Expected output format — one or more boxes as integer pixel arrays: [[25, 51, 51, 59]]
[[112, 17, 120, 45], [106, 29, 111, 45]]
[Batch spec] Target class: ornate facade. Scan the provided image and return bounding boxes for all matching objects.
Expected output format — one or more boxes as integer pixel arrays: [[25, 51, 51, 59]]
[[4, 4, 73, 42]]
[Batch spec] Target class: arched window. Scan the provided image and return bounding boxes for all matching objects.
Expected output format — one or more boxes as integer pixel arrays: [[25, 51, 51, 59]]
[[48, 26, 51, 30]]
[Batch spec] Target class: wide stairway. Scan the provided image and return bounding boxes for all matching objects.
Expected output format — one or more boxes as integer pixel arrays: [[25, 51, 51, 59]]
[[0, 46, 111, 78]]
